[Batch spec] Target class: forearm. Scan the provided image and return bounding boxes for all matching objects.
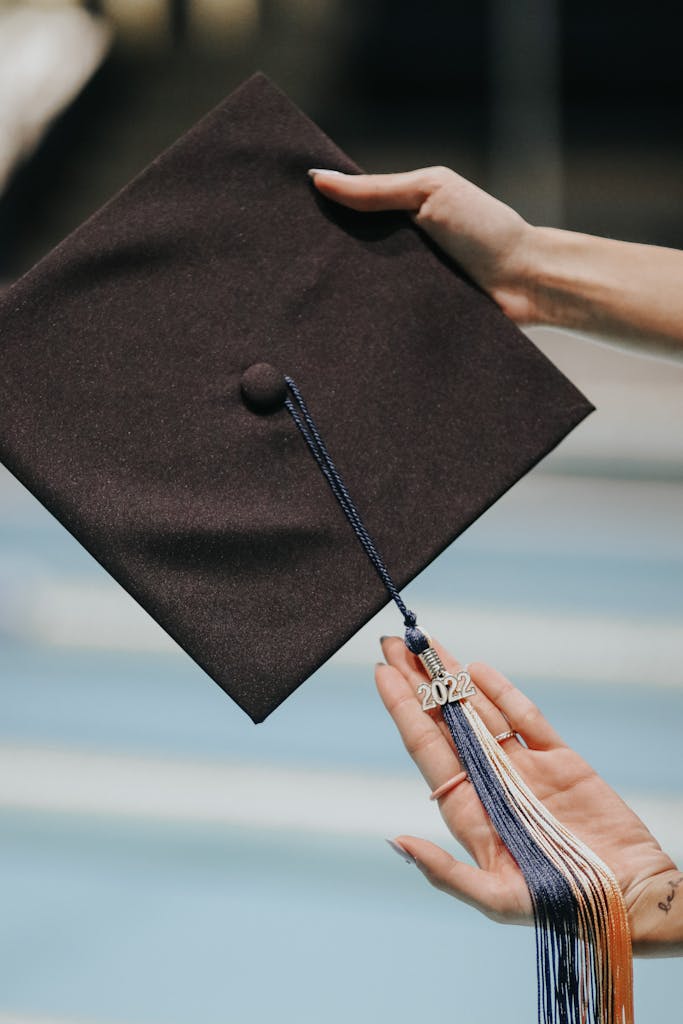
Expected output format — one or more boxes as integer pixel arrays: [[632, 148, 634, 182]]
[[523, 226, 683, 359], [630, 869, 683, 958]]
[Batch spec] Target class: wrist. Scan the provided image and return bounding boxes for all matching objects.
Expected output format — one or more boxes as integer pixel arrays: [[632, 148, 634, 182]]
[[484, 221, 548, 324], [518, 225, 603, 330], [486, 223, 584, 328], [628, 867, 683, 958]]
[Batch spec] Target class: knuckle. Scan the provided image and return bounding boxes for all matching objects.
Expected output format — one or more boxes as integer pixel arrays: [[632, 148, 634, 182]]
[[414, 166, 455, 225], [404, 727, 440, 760], [389, 689, 418, 716], [471, 661, 507, 687], [421, 864, 449, 893], [366, 178, 388, 200], [519, 699, 543, 731], [497, 678, 517, 702], [467, 660, 487, 675], [414, 196, 442, 227], [422, 164, 454, 189]]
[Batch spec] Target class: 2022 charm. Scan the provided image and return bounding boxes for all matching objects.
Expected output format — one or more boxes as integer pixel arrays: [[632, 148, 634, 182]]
[[416, 668, 475, 711]]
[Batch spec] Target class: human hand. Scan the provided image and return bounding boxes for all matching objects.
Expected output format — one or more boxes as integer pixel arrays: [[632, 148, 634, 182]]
[[375, 635, 683, 957], [310, 166, 683, 359], [309, 166, 538, 323]]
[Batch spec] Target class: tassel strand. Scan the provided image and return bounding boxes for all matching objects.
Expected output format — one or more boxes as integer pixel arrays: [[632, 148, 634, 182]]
[[443, 698, 633, 1024]]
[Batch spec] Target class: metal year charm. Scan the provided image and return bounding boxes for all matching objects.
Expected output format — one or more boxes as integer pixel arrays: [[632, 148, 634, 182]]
[[416, 641, 476, 713]]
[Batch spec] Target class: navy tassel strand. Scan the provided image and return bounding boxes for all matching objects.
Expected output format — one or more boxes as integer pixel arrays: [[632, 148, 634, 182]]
[[444, 701, 586, 1023]]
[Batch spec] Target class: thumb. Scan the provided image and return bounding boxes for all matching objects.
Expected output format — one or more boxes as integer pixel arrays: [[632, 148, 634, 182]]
[[392, 835, 501, 916], [308, 168, 434, 213]]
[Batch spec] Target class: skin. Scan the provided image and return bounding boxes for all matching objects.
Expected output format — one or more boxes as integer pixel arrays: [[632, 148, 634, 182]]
[[375, 637, 683, 957], [308, 165, 683, 360], [310, 165, 683, 954]]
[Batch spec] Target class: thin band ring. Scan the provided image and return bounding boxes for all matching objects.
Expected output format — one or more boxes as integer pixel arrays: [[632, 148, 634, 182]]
[[429, 770, 469, 801], [494, 729, 517, 743]]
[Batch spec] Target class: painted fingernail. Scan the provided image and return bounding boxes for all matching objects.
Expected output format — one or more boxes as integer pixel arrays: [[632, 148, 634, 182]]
[[307, 168, 345, 178], [386, 838, 417, 865], [379, 635, 389, 644]]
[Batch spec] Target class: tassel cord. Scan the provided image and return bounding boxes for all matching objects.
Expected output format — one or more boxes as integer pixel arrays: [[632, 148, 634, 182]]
[[283, 376, 419, 632]]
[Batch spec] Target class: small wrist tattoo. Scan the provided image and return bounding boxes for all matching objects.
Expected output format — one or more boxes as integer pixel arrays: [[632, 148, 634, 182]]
[[657, 875, 683, 915]]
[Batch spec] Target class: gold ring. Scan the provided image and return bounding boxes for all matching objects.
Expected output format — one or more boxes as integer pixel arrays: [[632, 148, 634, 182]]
[[494, 729, 517, 743]]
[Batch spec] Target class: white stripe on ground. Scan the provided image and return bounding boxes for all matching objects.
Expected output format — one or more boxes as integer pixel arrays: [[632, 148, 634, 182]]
[[5, 580, 682, 686], [1, 744, 681, 863]]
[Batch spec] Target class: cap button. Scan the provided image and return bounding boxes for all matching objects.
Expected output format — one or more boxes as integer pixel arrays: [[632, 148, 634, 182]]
[[240, 362, 288, 414]]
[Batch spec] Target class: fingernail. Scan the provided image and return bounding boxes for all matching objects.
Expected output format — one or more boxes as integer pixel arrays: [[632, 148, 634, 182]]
[[307, 168, 345, 178], [375, 661, 385, 668], [379, 635, 389, 644], [386, 838, 417, 865]]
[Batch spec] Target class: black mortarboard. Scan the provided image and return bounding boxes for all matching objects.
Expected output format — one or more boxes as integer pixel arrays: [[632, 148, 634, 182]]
[[0, 72, 592, 723]]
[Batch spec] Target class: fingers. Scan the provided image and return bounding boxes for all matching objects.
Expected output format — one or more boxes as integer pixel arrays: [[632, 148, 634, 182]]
[[392, 835, 523, 920], [468, 661, 565, 751], [308, 167, 441, 213], [376, 650, 502, 868], [428, 636, 512, 741], [377, 636, 467, 755], [374, 660, 462, 791], [381, 634, 512, 744]]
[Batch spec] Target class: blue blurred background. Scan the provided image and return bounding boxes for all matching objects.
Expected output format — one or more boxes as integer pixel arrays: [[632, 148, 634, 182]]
[[0, 2, 682, 1022]]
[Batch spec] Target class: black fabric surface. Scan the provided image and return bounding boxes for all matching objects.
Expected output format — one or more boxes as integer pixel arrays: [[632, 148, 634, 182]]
[[0, 72, 593, 722]]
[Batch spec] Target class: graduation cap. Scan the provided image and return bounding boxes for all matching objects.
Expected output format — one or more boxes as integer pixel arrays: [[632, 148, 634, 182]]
[[0, 72, 593, 723]]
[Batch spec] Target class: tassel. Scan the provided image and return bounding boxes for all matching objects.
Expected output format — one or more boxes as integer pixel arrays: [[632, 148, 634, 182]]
[[282, 376, 634, 1024], [415, 632, 633, 1024]]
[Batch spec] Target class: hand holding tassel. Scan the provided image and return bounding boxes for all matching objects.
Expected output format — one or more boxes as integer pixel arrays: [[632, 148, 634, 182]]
[[376, 634, 681, 957]]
